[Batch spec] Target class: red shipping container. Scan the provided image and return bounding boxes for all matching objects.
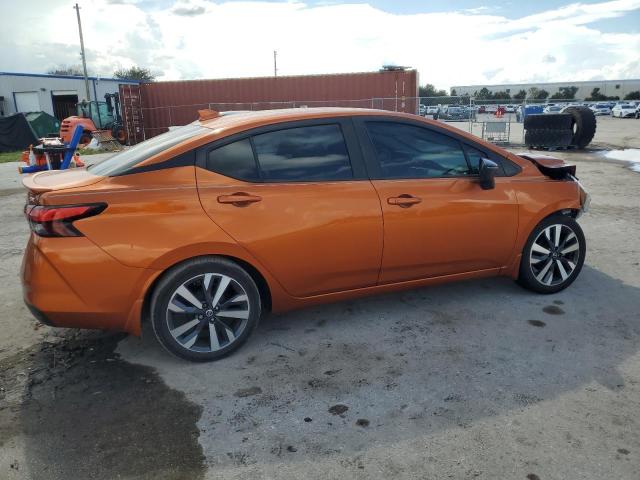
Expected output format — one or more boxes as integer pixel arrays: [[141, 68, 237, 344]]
[[136, 70, 419, 140]]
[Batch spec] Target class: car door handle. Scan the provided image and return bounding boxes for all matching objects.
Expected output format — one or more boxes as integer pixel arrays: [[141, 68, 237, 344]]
[[387, 195, 422, 207], [217, 193, 262, 206]]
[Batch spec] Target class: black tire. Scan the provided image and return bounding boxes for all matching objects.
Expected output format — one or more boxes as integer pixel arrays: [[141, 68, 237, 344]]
[[563, 106, 596, 149], [150, 256, 261, 362], [524, 128, 573, 148], [524, 113, 572, 130], [112, 126, 127, 145], [517, 215, 586, 294], [79, 131, 92, 145]]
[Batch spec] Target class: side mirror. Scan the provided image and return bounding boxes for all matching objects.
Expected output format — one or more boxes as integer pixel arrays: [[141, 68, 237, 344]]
[[479, 158, 499, 190]]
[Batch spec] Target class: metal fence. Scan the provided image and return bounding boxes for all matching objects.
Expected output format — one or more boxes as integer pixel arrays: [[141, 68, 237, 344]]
[[138, 95, 597, 145]]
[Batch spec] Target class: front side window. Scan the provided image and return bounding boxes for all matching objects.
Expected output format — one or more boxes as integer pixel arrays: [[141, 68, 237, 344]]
[[365, 122, 470, 179], [463, 145, 486, 175], [252, 124, 353, 181]]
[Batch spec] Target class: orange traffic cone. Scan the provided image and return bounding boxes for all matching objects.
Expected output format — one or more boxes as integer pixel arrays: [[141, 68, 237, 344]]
[[74, 153, 85, 168]]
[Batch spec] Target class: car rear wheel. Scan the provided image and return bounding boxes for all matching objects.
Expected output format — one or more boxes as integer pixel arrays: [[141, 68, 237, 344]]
[[518, 215, 585, 294], [150, 257, 261, 362]]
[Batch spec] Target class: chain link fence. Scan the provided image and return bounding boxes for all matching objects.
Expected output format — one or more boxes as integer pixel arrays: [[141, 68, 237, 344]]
[[140, 95, 598, 145]]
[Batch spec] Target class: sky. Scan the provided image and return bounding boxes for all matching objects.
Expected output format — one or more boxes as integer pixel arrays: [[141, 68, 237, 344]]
[[1, 0, 639, 90]]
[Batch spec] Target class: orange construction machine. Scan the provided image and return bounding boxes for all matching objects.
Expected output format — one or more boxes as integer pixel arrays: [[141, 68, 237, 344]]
[[59, 93, 126, 145]]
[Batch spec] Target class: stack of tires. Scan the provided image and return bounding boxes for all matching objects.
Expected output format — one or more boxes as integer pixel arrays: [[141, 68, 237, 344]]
[[524, 106, 596, 149]]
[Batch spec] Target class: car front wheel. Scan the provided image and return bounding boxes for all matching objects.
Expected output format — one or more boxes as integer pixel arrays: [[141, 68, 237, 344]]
[[150, 257, 261, 362], [518, 215, 586, 294]]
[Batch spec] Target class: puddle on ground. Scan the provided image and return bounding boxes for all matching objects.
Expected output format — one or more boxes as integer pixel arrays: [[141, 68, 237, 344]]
[[0, 332, 205, 480], [601, 149, 640, 173]]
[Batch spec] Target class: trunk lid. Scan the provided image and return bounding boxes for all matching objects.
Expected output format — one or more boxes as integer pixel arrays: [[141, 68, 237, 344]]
[[22, 168, 104, 194], [517, 153, 576, 179]]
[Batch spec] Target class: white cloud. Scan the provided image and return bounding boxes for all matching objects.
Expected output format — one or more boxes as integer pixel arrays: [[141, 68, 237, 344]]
[[0, 0, 639, 91]]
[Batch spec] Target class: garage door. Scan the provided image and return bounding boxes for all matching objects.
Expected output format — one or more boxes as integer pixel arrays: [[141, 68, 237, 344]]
[[15, 91, 41, 113]]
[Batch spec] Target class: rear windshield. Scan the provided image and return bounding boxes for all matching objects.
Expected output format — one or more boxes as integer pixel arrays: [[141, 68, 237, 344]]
[[88, 124, 206, 176]]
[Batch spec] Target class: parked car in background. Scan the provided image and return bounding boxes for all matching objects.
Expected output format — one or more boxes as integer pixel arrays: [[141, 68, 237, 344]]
[[484, 105, 498, 114], [21, 108, 590, 362], [504, 105, 516, 113], [426, 105, 440, 116], [419, 104, 427, 116], [543, 105, 563, 114], [590, 104, 611, 116], [440, 105, 472, 120], [612, 103, 637, 118]]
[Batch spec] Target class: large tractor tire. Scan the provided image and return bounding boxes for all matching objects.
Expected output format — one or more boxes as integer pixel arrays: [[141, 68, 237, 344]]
[[524, 113, 572, 130], [112, 126, 127, 145], [525, 128, 573, 148], [79, 131, 92, 146], [562, 106, 596, 149]]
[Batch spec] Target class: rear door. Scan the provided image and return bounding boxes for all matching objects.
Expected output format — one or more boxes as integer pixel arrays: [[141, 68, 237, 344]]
[[196, 118, 383, 297], [355, 118, 519, 283]]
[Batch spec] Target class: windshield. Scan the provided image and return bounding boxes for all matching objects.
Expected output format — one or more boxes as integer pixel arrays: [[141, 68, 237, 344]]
[[88, 124, 207, 176], [78, 102, 114, 128]]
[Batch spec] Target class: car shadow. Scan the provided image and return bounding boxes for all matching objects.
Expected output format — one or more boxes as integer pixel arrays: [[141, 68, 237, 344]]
[[121, 265, 639, 470], [14, 265, 640, 477]]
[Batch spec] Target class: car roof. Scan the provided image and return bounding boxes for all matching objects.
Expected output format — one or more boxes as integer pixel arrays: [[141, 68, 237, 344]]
[[197, 107, 407, 132]]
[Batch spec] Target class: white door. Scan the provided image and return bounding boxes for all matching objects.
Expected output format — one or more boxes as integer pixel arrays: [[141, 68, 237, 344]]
[[15, 91, 40, 113]]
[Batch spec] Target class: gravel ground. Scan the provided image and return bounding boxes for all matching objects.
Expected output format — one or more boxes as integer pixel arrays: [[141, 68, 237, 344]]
[[0, 137, 639, 479]]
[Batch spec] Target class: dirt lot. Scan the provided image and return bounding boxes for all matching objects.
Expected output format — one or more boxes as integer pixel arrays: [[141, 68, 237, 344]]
[[0, 123, 639, 479]]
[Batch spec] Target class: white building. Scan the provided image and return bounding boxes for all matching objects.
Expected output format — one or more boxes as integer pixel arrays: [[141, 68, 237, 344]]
[[451, 79, 640, 100], [0, 72, 139, 120]]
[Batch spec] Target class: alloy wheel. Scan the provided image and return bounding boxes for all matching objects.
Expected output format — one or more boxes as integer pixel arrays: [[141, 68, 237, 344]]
[[166, 273, 250, 353], [529, 224, 581, 287]]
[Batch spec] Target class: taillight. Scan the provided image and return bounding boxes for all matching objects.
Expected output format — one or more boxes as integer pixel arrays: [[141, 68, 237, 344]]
[[24, 203, 107, 237]]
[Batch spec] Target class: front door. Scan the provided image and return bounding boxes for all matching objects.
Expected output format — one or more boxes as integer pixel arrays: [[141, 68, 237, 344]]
[[356, 119, 518, 284], [196, 120, 383, 297]]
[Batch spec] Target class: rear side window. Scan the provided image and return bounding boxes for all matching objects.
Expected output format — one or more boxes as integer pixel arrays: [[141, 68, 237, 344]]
[[252, 124, 353, 181], [88, 124, 206, 176], [207, 138, 259, 181], [365, 122, 470, 179]]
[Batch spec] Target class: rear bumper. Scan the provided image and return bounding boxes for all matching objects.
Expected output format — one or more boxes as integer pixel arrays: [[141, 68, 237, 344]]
[[25, 302, 56, 327], [21, 234, 158, 335]]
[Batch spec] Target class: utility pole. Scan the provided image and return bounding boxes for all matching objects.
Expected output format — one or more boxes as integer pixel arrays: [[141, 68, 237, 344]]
[[273, 50, 278, 77], [74, 3, 91, 103]]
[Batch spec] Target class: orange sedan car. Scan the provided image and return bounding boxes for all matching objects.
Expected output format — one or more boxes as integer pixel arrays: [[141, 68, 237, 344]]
[[21, 108, 589, 361]]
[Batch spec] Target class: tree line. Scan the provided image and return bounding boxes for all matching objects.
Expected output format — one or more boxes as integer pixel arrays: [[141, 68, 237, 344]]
[[46, 64, 155, 81], [420, 83, 639, 101]]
